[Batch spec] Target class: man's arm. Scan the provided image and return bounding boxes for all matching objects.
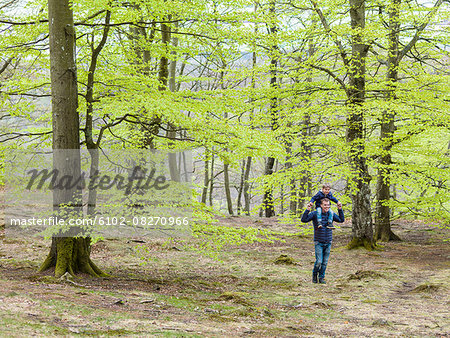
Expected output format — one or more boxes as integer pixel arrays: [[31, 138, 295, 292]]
[[301, 204, 316, 223], [333, 206, 345, 223]]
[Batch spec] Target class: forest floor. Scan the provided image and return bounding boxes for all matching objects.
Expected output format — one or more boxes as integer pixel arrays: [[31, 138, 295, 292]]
[[0, 215, 449, 337]]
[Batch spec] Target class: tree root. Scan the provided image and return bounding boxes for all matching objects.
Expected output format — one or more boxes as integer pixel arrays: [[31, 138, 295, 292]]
[[346, 237, 377, 251], [39, 237, 108, 278], [374, 229, 401, 242]]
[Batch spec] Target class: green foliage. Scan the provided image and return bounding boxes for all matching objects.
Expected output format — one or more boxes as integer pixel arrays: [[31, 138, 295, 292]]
[[1, 0, 449, 251]]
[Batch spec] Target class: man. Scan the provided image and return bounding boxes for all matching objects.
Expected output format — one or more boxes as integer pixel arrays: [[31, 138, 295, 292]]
[[301, 198, 344, 284]]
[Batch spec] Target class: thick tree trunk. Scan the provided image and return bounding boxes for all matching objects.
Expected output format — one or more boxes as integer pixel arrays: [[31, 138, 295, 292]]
[[40, 237, 105, 277], [40, 0, 106, 277], [346, 0, 375, 249], [375, 0, 401, 242]]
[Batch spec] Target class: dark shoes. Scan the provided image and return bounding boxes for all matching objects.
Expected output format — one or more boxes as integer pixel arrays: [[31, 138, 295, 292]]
[[313, 276, 326, 284]]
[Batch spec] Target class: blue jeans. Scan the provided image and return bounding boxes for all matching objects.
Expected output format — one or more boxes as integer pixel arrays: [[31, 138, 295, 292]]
[[317, 207, 333, 226], [313, 241, 331, 279]]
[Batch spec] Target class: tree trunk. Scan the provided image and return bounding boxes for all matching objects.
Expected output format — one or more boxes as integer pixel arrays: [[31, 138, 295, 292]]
[[141, 18, 171, 148], [346, 0, 375, 249], [209, 150, 215, 207], [223, 162, 233, 215], [241, 7, 257, 217], [262, 1, 278, 218], [375, 0, 402, 242], [236, 159, 246, 215], [243, 156, 252, 215], [40, 0, 106, 277], [201, 150, 209, 204], [166, 25, 182, 182], [263, 157, 276, 217], [40, 237, 105, 278], [298, 113, 313, 212], [285, 141, 297, 214]]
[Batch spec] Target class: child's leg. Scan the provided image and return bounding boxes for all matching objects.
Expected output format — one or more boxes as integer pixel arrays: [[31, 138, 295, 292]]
[[326, 211, 335, 229], [317, 207, 323, 228]]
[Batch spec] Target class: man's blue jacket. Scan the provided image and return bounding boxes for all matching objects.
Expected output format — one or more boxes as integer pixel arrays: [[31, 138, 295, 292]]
[[301, 208, 345, 243]]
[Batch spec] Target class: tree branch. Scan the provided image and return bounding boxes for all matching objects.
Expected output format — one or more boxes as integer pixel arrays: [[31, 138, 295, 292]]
[[0, 131, 52, 143], [307, 63, 348, 94], [0, 57, 13, 75], [398, 0, 444, 62], [309, 0, 350, 66], [85, 10, 111, 149]]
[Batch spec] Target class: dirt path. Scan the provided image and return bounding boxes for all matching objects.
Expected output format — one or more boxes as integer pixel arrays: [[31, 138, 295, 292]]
[[0, 217, 448, 336]]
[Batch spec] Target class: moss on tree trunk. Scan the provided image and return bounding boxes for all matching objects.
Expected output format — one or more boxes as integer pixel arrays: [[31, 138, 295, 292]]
[[374, 226, 401, 242], [347, 237, 377, 251], [39, 237, 107, 278]]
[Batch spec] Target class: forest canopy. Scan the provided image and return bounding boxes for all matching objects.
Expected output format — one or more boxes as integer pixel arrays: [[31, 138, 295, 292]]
[[1, 0, 449, 246]]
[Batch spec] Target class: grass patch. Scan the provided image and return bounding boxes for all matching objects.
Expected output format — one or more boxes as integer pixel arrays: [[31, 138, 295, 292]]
[[149, 330, 203, 337], [217, 291, 253, 306], [273, 254, 296, 265], [347, 270, 384, 280], [410, 283, 444, 294], [0, 312, 70, 336]]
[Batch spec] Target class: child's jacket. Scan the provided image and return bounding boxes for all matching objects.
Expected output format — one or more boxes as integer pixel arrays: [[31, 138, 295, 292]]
[[310, 190, 339, 208]]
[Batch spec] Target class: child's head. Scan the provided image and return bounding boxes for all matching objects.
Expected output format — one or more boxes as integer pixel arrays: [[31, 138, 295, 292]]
[[321, 183, 331, 195]]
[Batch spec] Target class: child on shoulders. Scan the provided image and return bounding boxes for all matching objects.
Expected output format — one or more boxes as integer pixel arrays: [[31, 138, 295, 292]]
[[308, 183, 342, 229]]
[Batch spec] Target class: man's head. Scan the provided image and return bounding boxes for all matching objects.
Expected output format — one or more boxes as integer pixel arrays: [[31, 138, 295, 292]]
[[321, 198, 331, 212]]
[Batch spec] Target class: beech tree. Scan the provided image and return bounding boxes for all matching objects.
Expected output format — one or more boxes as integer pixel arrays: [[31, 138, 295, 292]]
[[39, 0, 106, 277], [374, 0, 445, 241]]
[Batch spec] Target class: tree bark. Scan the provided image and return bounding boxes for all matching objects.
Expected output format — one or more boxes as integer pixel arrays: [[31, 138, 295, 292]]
[[346, 0, 375, 249], [237, 159, 246, 215], [209, 150, 215, 207], [375, 0, 401, 242], [141, 17, 171, 149], [40, 0, 106, 277], [263, 1, 278, 218], [285, 140, 297, 214], [201, 150, 209, 204], [298, 112, 313, 212], [263, 157, 276, 217], [223, 162, 233, 215], [243, 156, 252, 215], [165, 22, 181, 182]]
